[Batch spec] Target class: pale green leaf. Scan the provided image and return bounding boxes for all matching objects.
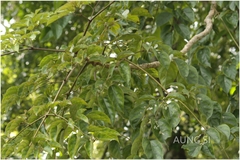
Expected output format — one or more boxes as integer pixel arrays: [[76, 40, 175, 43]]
[[131, 7, 152, 17]]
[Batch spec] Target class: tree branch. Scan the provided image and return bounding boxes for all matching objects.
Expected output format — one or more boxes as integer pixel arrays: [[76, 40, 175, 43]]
[[29, 1, 116, 147], [180, 1, 217, 54], [1, 46, 65, 56]]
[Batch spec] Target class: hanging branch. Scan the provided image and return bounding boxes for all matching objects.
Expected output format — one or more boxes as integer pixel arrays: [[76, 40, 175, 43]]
[[29, 1, 115, 147], [180, 1, 217, 54]]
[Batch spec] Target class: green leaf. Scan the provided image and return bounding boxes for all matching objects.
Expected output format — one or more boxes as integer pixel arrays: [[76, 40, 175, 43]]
[[109, 22, 120, 36], [223, 11, 238, 29], [119, 61, 131, 86], [217, 124, 230, 139], [39, 54, 57, 68], [51, 23, 63, 39], [174, 58, 189, 78], [117, 51, 134, 59], [197, 94, 214, 120], [183, 8, 195, 22], [86, 110, 111, 124], [131, 7, 152, 17], [186, 65, 199, 84], [76, 112, 89, 124], [175, 23, 190, 39], [130, 103, 145, 127], [127, 14, 139, 23], [2, 144, 15, 158], [163, 101, 181, 128], [108, 85, 124, 113], [197, 47, 211, 67], [222, 112, 238, 126], [222, 58, 237, 80], [206, 128, 220, 144], [217, 75, 232, 93], [200, 66, 212, 85], [47, 11, 71, 26], [2, 86, 19, 113], [201, 143, 215, 158], [16, 140, 30, 153], [157, 118, 172, 141], [158, 62, 178, 86], [108, 140, 121, 158], [207, 102, 222, 127], [156, 12, 173, 26], [131, 133, 142, 156], [70, 97, 88, 106], [167, 92, 186, 101], [142, 137, 153, 158], [182, 143, 202, 157], [68, 134, 77, 158], [150, 140, 164, 159], [153, 50, 170, 69], [88, 125, 120, 141]]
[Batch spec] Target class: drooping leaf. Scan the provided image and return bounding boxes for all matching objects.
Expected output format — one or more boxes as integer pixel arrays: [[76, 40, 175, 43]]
[[197, 94, 214, 120], [2, 86, 20, 113], [163, 101, 181, 128], [119, 61, 131, 86], [207, 102, 222, 127], [186, 65, 199, 84], [158, 61, 178, 86], [150, 139, 164, 159], [108, 140, 121, 158], [217, 75, 232, 93], [174, 58, 189, 78], [222, 58, 237, 80], [142, 137, 153, 158], [108, 84, 124, 113], [175, 23, 190, 39], [51, 23, 63, 39], [197, 47, 211, 67], [156, 118, 172, 141], [183, 7, 195, 22], [153, 50, 170, 69], [200, 66, 212, 85]]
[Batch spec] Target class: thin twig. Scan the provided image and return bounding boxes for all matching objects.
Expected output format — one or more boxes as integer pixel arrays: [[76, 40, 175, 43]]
[[1, 47, 65, 57], [180, 1, 217, 53], [220, 17, 239, 49], [83, 1, 115, 36], [125, 59, 168, 93], [66, 62, 88, 99]]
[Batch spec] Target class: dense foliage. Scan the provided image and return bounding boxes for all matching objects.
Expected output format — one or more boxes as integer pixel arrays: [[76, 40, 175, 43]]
[[1, 1, 239, 159]]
